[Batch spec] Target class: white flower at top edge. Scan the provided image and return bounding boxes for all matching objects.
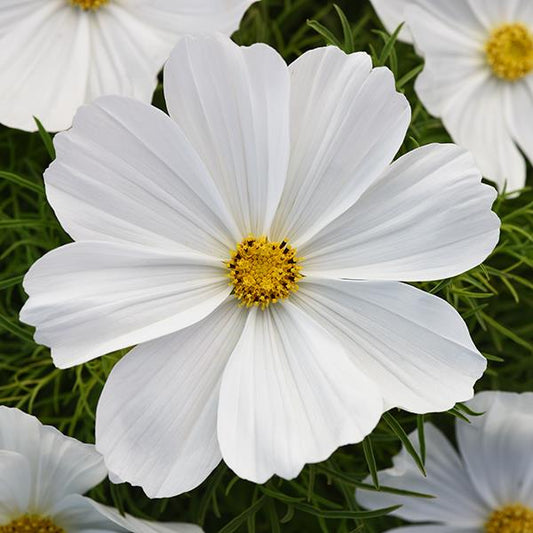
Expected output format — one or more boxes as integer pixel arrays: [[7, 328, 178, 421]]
[[0, 406, 201, 533], [357, 391, 533, 533], [370, 0, 533, 195], [0, 0, 255, 132], [20, 34, 500, 498]]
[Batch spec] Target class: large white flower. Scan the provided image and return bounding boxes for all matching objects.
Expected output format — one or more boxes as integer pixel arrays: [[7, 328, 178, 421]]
[[369, 0, 533, 194], [20, 34, 499, 498], [0, 0, 255, 132], [0, 406, 201, 533], [357, 391, 533, 533]]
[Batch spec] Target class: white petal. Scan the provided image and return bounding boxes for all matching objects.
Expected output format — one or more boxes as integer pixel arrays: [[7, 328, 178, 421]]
[[123, 0, 255, 35], [271, 47, 411, 245], [0, 407, 106, 515], [368, 0, 414, 42], [406, 5, 526, 192], [85, 0, 256, 117], [302, 144, 499, 281], [293, 279, 486, 413], [413, 64, 486, 120], [217, 303, 383, 483], [404, 0, 486, 118], [356, 424, 488, 526], [517, 0, 533, 25], [0, 451, 31, 520], [20, 242, 229, 368], [456, 391, 533, 509], [0, 0, 44, 37], [86, 498, 202, 533], [164, 34, 290, 237], [406, 1, 487, 46], [506, 79, 533, 173], [52, 495, 123, 533], [96, 300, 246, 498], [53, 494, 202, 533], [434, 74, 526, 193], [84, 5, 170, 108], [46, 96, 239, 257], [467, 0, 532, 29], [0, 2, 91, 131]]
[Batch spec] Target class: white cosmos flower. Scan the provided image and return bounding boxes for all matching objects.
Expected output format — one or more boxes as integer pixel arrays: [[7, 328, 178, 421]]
[[369, 0, 533, 194], [0, 406, 201, 533], [20, 34, 499, 498], [0, 0, 255, 132], [356, 391, 533, 533]]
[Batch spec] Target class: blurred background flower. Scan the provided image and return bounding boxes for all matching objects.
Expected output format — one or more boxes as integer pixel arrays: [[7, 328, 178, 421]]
[[0, 406, 201, 532], [0, 0, 255, 132], [357, 391, 533, 533], [370, 0, 533, 194]]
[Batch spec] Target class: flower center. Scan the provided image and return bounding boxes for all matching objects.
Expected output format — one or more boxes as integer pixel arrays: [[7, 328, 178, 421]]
[[485, 504, 533, 533], [485, 23, 533, 81], [226, 236, 303, 309], [69, 0, 109, 10], [0, 515, 65, 533]]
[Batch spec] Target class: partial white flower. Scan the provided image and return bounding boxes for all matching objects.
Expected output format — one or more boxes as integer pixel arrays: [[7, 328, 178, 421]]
[[0, 406, 201, 533], [370, 0, 533, 194], [357, 391, 533, 533], [20, 34, 499, 498], [0, 0, 255, 132]]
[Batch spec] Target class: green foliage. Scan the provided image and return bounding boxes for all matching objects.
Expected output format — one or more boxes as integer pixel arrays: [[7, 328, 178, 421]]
[[0, 1, 531, 532]]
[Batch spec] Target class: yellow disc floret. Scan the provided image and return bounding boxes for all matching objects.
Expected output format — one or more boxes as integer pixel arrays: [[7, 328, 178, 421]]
[[485, 503, 533, 533], [69, 0, 109, 10], [485, 23, 533, 81], [0, 515, 65, 533], [227, 236, 303, 309]]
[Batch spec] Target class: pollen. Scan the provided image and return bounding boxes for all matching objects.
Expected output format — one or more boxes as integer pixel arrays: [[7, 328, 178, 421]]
[[227, 236, 303, 309], [485, 23, 533, 81], [485, 503, 533, 533], [0, 515, 65, 533], [69, 0, 109, 10]]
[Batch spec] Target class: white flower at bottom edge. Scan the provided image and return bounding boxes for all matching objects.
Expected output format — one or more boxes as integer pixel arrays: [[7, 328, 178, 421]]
[[0, 406, 201, 533], [20, 34, 499, 498], [356, 391, 533, 533], [369, 0, 533, 195], [0, 0, 255, 132]]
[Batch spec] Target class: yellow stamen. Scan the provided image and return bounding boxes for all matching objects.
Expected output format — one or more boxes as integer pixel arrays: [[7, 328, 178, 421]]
[[485, 23, 533, 81], [69, 0, 109, 10], [0, 515, 65, 533], [485, 503, 533, 533], [226, 236, 303, 309]]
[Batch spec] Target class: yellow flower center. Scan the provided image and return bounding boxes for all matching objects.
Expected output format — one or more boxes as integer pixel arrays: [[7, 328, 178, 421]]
[[69, 0, 109, 10], [485, 504, 533, 533], [0, 515, 64, 533], [227, 236, 303, 309], [485, 23, 533, 81]]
